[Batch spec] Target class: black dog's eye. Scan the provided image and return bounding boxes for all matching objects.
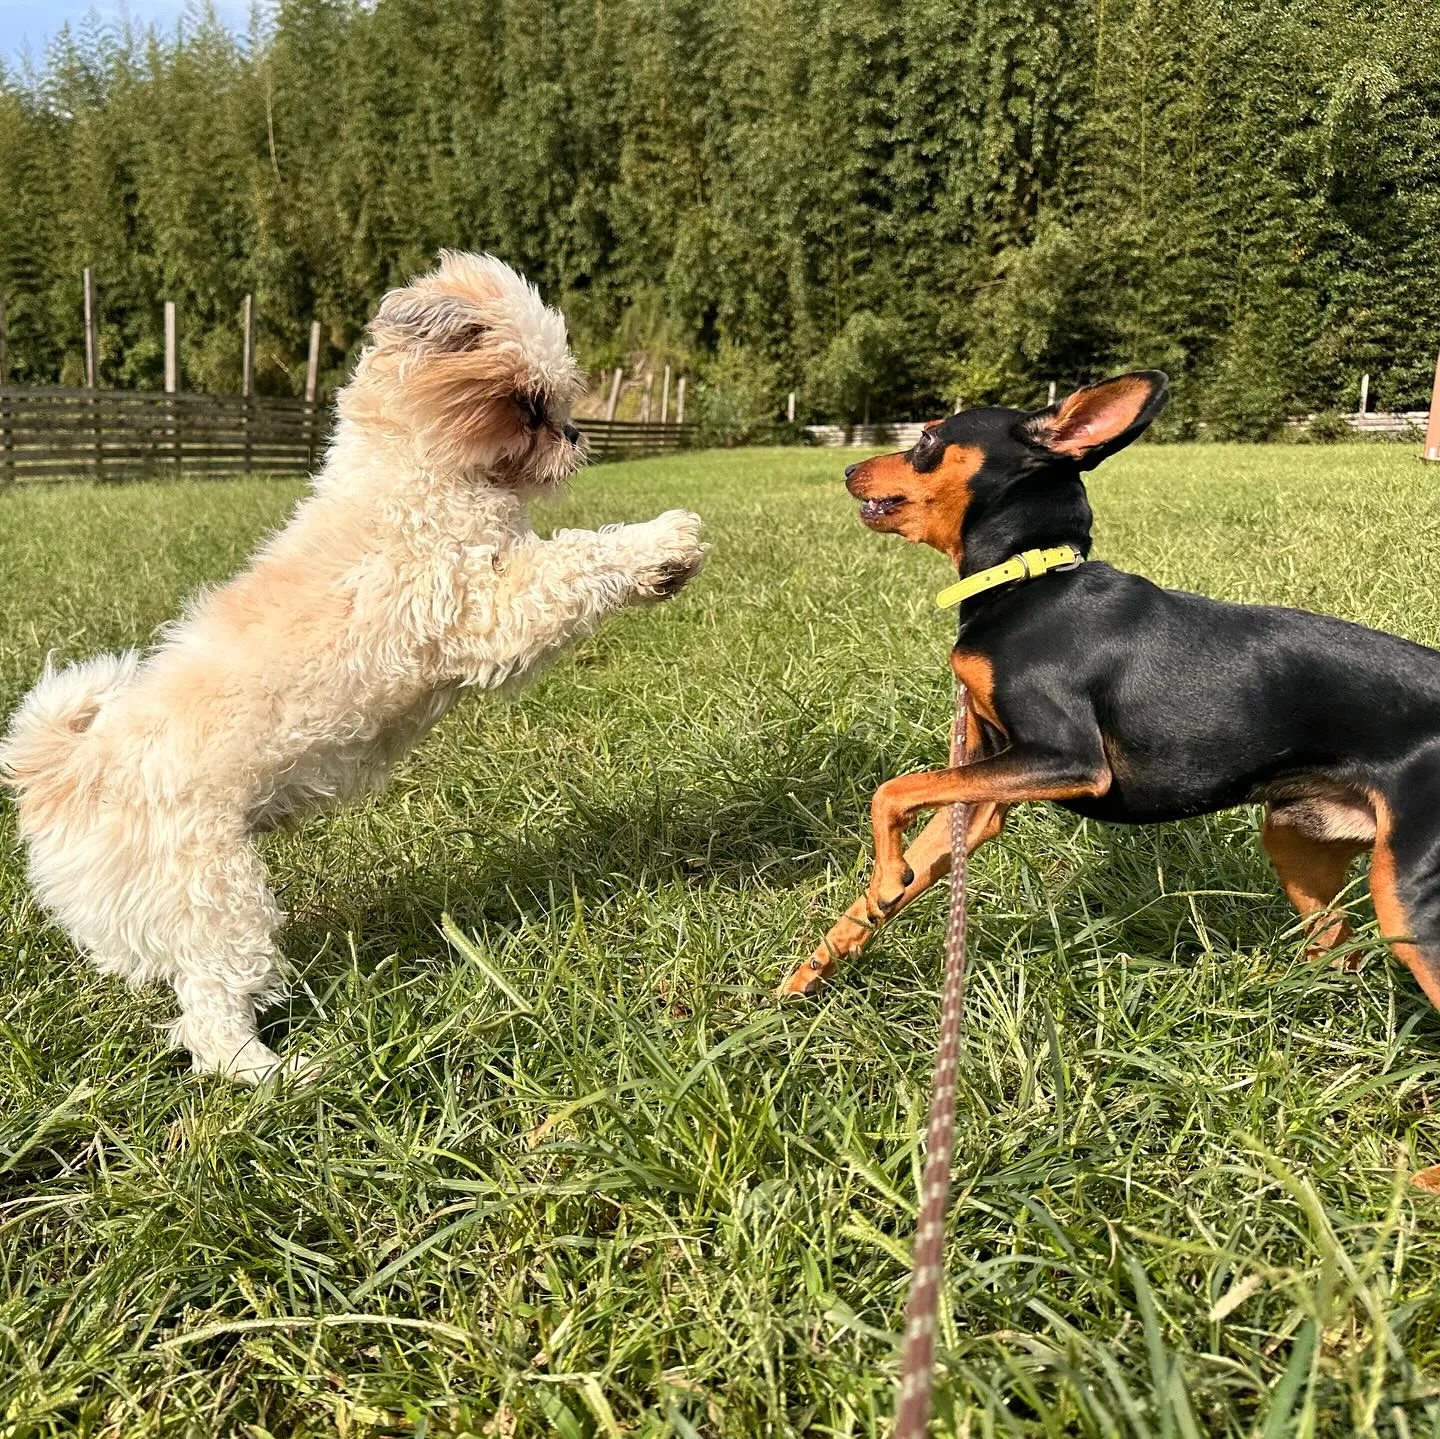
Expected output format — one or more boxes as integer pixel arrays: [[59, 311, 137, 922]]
[[515, 391, 548, 431], [909, 432, 944, 473]]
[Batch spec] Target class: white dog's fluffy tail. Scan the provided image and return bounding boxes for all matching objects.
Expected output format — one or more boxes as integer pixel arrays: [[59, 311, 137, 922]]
[[0, 651, 139, 795]]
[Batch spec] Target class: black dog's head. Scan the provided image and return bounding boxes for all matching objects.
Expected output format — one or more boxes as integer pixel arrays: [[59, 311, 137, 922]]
[[845, 371, 1169, 564]]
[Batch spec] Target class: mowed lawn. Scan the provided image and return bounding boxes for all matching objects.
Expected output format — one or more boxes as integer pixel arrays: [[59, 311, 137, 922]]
[[2, 444, 1439, 1438]]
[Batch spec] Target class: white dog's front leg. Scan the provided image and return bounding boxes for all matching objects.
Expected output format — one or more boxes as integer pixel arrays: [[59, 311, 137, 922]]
[[446, 509, 706, 689]]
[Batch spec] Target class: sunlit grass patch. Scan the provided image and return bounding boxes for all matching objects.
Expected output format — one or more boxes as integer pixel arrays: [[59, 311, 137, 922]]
[[1, 444, 1438, 1436]]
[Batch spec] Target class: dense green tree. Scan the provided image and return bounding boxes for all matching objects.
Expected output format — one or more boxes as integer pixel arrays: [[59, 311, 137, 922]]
[[0, 0, 1434, 428]]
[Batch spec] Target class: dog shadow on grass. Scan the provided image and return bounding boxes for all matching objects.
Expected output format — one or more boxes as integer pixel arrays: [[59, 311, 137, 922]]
[[268, 731, 893, 1004], [260, 732, 1366, 1048]]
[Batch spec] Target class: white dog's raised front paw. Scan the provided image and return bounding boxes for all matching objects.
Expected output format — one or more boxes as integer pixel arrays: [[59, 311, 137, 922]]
[[627, 509, 708, 602]]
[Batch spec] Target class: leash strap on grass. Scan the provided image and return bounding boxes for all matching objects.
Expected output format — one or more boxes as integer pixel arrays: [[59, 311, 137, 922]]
[[894, 684, 971, 1439]]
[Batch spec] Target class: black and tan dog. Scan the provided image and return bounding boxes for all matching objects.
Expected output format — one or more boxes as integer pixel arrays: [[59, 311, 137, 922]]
[[780, 371, 1440, 1057]]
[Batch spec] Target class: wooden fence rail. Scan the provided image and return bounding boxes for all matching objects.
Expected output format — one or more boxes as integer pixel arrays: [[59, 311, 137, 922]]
[[0, 386, 324, 482], [578, 418, 693, 463], [814, 412, 1434, 448], [0, 386, 692, 483]]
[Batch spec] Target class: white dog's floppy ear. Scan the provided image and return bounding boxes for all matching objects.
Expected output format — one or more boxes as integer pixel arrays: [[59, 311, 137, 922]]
[[372, 288, 489, 353]]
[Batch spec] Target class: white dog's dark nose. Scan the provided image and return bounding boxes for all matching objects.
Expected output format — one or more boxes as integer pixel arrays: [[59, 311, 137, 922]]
[[563, 424, 581, 445]]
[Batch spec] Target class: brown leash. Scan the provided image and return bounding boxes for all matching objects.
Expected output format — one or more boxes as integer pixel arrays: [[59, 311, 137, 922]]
[[894, 684, 971, 1439]]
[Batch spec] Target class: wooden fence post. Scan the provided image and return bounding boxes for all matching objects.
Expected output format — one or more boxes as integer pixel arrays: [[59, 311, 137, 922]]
[[241, 294, 254, 474], [305, 319, 322, 468], [305, 320, 321, 404], [164, 302, 178, 394], [675, 376, 686, 426], [83, 268, 98, 389], [1359, 372, 1370, 415], [787, 390, 796, 424], [1047, 381, 1057, 406], [0, 291, 10, 485], [83, 268, 103, 477], [1424, 349, 1440, 463], [241, 294, 255, 399], [165, 300, 180, 473], [641, 372, 654, 424], [661, 365, 671, 424], [605, 367, 623, 421]]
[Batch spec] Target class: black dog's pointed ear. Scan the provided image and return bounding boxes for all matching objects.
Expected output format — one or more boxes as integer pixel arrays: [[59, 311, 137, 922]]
[[1029, 371, 1169, 469]]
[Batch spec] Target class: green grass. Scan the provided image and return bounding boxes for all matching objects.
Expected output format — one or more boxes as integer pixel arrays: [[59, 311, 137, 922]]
[[2, 444, 1439, 1438]]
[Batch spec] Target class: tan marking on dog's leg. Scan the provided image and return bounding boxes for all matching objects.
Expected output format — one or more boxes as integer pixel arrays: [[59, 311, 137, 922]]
[[1260, 811, 1367, 967], [778, 803, 1007, 996], [1412, 1165, 1440, 1194], [868, 764, 1106, 915], [1368, 827, 1440, 1010]]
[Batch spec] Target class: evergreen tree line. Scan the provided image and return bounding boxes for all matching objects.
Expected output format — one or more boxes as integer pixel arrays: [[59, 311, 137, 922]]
[[0, 0, 1436, 434]]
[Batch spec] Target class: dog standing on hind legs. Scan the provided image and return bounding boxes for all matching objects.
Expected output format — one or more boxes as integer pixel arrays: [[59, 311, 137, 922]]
[[0, 251, 706, 1082], [779, 372, 1440, 1184]]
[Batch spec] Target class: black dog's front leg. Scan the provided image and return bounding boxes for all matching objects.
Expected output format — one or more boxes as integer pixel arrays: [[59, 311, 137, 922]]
[[868, 745, 1110, 913]]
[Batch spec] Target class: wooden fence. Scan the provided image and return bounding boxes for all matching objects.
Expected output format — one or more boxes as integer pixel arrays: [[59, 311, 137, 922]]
[[0, 385, 692, 483], [579, 418, 693, 463], [0, 386, 324, 482], [815, 412, 1433, 447], [1340, 409, 1428, 436]]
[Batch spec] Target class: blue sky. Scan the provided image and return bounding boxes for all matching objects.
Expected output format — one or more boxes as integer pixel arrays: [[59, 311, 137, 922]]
[[0, 1, 249, 69]]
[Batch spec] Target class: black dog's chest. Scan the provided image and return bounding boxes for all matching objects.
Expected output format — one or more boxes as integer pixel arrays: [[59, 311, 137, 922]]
[[1058, 768, 1257, 826]]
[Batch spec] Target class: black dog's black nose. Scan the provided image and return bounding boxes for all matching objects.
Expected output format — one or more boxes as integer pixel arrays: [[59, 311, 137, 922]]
[[845, 463, 860, 480], [563, 424, 581, 445]]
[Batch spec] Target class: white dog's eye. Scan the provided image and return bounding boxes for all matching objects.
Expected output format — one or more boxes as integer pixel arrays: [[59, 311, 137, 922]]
[[516, 391, 548, 431]]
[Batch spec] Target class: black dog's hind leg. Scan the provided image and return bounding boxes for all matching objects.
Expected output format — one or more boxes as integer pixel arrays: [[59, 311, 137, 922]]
[[1261, 804, 1370, 967], [1365, 764, 1440, 1191]]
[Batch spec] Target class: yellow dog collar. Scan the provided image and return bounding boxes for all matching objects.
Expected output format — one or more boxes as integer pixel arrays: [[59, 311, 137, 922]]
[[935, 544, 1084, 609]]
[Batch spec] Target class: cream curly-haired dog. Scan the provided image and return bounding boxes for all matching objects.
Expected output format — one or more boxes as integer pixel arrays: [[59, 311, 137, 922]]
[[0, 252, 706, 1082]]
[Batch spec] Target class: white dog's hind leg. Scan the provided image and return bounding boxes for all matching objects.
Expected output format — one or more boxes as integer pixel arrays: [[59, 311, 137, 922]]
[[161, 837, 297, 1083], [171, 974, 291, 1082]]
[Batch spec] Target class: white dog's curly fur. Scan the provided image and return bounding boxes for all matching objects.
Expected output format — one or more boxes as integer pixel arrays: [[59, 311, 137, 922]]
[[0, 251, 706, 1082]]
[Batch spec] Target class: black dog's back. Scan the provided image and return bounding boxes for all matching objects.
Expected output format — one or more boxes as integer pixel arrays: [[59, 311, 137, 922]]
[[970, 562, 1440, 827]]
